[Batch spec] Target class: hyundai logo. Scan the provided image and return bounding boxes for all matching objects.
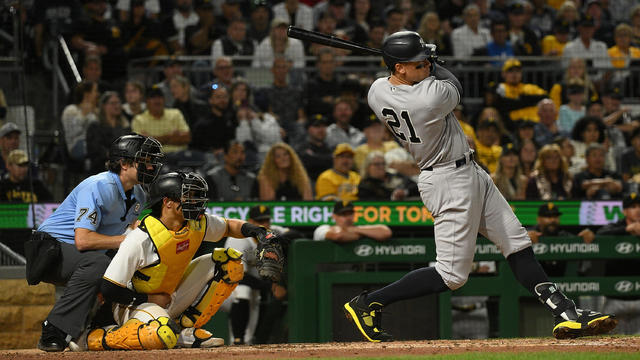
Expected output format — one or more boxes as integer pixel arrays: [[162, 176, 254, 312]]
[[615, 242, 634, 254], [354, 245, 374, 257], [615, 280, 633, 293], [532, 243, 548, 255]]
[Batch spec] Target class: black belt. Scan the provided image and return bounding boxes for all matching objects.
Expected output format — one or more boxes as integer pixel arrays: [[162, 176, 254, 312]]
[[424, 153, 473, 171]]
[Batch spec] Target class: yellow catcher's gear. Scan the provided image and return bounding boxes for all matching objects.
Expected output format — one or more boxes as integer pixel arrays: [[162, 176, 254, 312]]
[[180, 248, 244, 328], [132, 215, 207, 294], [87, 317, 180, 350]]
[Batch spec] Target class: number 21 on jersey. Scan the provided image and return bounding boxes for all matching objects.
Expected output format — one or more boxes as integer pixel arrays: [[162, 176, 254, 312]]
[[382, 108, 422, 144]]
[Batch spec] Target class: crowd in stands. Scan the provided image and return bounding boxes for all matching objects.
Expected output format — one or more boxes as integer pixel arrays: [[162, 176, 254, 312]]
[[2, 0, 640, 204]]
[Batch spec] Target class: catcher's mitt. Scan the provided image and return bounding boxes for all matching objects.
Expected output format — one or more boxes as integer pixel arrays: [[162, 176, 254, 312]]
[[255, 231, 285, 282]]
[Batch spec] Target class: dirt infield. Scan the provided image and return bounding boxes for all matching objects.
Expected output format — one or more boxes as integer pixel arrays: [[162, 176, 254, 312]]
[[1, 337, 638, 360]]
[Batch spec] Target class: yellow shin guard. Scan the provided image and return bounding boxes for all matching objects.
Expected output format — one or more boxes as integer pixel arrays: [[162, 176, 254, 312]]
[[88, 317, 179, 351]]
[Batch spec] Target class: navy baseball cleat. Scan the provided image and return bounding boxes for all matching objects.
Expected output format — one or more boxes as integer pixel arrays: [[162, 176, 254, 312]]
[[553, 309, 618, 339], [343, 292, 393, 343]]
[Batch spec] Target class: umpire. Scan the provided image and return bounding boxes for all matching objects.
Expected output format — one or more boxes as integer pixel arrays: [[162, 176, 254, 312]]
[[24, 134, 163, 352]]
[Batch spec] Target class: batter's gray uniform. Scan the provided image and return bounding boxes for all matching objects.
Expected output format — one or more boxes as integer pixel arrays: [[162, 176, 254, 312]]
[[367, 75, 531, 290]]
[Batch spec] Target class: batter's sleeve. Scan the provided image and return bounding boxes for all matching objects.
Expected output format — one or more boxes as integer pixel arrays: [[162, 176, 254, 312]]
[[203, 213, 228, 242], [424, 80, 461, 119]]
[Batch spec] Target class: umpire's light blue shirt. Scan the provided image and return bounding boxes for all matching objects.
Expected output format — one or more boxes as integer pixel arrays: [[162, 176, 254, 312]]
[[38, 171, 146, 245]]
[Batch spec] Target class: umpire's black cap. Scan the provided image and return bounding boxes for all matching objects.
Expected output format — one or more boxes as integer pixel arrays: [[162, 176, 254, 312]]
[[249, 205, 271, 221], [538, 202, 562, 217]]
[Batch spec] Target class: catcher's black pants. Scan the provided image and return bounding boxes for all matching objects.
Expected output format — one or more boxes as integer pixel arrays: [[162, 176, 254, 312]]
[[41, 240, 111, 339]]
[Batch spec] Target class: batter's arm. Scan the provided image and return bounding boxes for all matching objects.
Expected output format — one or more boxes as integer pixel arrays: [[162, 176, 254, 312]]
[[432, 64, 463, 97]]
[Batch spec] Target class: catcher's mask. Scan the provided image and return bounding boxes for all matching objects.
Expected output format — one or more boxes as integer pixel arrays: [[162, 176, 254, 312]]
[[147, 171, 209, 220]]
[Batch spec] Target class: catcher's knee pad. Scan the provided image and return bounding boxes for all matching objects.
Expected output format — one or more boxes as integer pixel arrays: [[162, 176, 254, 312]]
[[180, 279, 238, 329], [87, 317, 179, 351], [212, 247, 244, 284]]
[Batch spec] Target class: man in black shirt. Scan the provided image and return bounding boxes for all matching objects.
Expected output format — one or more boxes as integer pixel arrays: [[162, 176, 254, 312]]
[[0, 150, 52, 203], [295, 115, 332, 182], [303, 48, 343, 118], [191, 84, 237, 153]]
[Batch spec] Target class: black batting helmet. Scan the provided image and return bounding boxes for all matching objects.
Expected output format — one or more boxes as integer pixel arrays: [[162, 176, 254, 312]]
[[146, 171, 209, 220], [382, 31, 434, 71], [108, 134, 164, 186]]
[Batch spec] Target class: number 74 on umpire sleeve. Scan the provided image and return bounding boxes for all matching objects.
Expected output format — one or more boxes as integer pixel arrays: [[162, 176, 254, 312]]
[[76, 208, 98, 225]]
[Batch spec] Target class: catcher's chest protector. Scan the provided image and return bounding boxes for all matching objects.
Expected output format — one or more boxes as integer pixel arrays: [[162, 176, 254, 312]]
[[132, 215, 207, 294]]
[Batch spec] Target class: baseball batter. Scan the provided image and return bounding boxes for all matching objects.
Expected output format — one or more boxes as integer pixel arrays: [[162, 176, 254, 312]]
[[343, 31, 617, 341], [71, 172, 276, 351]]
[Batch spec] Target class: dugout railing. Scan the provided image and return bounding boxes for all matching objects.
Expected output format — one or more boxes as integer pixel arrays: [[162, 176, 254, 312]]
[[288, 235, 640, 342]]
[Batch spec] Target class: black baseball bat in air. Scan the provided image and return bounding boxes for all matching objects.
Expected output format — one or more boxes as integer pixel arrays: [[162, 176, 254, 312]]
[[287, 26, 382, 56]]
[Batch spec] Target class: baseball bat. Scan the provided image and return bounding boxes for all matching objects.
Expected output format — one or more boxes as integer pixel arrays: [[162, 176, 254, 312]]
[[287, 26, 382, 56]]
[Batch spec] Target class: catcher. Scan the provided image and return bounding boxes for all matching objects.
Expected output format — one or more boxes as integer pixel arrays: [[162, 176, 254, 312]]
[[70, 171, 285, 351]]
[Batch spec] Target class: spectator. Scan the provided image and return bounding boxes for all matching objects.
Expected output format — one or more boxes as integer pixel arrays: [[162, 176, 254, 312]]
[[527, 202, 595, 276], [307, 12, 338, 57], [535, 98, 567, 147], [191, 83, 236, 153], [601, 85, 636, 137], [529, 0, 556, 38], [492, 143, 527, 200], [264, 56, 306, 144], [229, 79, 255, 110], [235, 105, 283, 165], [475, 106, 511, 145], [215, 0, 243, 31], [354, 121, 399, 173], [169, 75, 208, 128], [304, 49, 343, 117], [621, 127, 640, 184], [584, 0, 615, 46], [116, 0, 160, 22], [166, 0, 199, 50], [416, 11, 453, 57], [273, 0, 314, 31], [185, 0, 222, 56], [211, 17, 256, 66], [451, 4, 491, 58], [326, 98, 366, 150], [558, 78, 587, 134], [211, 56, 235, 89], [351, 0, 374, 35], [70, 0, 127, 81], [357, 151, 418, 201], [120, 0, 171, 63], [131, 86, 191, 153], [384, 7, 408, 38], [330, 0, 367, 44], [572, 144, 623, 199], [542, 19, 571, 57], [247, 0, 272, 43], [554, 135, 582, 176], [80, 56, 113, 94], [607, 23, 640, 88], [526, 143, 573, 200], [519, 138, 538, 178], [61, 80, 99, 162], [494, 58, 547, 130], [313, 200, 392, 242], [257, 142, 312, 201], [337, 77, 371, 131], [475, 118, 503, 174], [506, 0, 542, 57], [253, 18, 306, 68], [562, 14, 609, 70], [364, 21, 386, 67], [154, 59, 188, 106], [596, 192, 640, 335], [0, 123, 21, 178], [225, 205, 290, 345], [556, 1, 579, 37], [204, 140, 257, 201], [514, 119, 537, 152], [315, 143, 360, 201], [632, 5, 640, 46], [549, 57, 599, 111], [32, 0, 83, 61], [0, 150, 52, 203], [474, 19, 513, 68], [570, 115, 616, 172], [122, 80, 146, 121], [295, 115, 333, 182], [86, 92, 130, 175]]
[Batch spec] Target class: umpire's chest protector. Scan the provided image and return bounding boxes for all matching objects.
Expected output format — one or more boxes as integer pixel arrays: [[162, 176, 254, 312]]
[[132, 215, 207, 294]]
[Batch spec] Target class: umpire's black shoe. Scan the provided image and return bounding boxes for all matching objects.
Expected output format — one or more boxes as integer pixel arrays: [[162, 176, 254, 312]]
[[553, 309, 618, 339], [343, 292, 393, 343], [37, 320, 68, 352]]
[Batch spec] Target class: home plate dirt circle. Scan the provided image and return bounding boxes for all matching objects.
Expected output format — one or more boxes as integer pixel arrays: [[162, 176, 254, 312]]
[[1, 337, 638, 359]]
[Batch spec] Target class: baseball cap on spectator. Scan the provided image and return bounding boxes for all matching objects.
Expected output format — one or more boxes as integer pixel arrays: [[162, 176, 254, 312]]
[[538, 202, 562, 217], [329, 0, 347, 6], [477, 118, 500, 131], [566, 81, 585, 95], [362, 114, 381, 129], [623, 192, 640, 208], [0, 122, 21, 138], [271, 18, 289, 28], [517, 119, 536, 129], [333, 143, 355, 157], [508, 1, 525, 14], [194, 0, 214, 9], [578, 14, 595, 27], [603, 86, 623, 100], [502, 58, 522, 72], [333, 200, 354, 215], [585, 0, 600, 8], [164, 56, 180, 67], [501, 143, 518, 156], [249, 205, 271, 221], [225, 0, 242, 5], [251, 0, 268, 10], [131, 0, 145, 6], [553, 19, 570, 34], [307, 114, 328, 128], [146, 85, 165, 99], [7, 149, 29, 165]]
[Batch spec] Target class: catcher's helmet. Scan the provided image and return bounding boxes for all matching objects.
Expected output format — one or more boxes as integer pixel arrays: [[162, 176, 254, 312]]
[[108, 134, 164, 186], [147, 171, 208, 220], [381, 31, 434, 70]]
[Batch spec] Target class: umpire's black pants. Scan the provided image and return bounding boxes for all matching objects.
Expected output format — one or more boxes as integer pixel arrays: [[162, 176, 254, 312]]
[[42, 240, 110, 339]]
